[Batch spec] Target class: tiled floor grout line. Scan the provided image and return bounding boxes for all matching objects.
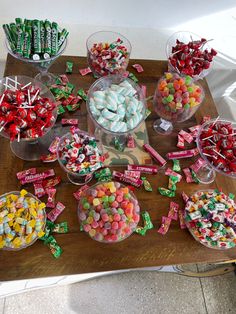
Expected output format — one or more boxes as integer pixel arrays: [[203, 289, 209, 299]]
[[196, 265, 209, 314]]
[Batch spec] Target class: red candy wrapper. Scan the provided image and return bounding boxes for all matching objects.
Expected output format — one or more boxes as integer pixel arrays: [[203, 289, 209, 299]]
[[183, 168, 194, 183], [132, 64, 144, 73], [179, 130, 194, 144], [59, 74, 69, 84], [61, 119, 79, 126], [182, 192, 189, 203], [48, 137, 60, 154], [42, 176, 61, 189], [40, 153, 57, 163], [79, 67, 92, 76], [46, 187, 57, 208], [166, 148, 199, 160], [188, 125, 201, 133], [20, 169, 55, 185], [124, 170, 141, 179], [127, 164, 158, 174], [16, 168, 36, 180], [177, 134, 185, 149], [157, 216, 172, 235], [47, 202, 65, 222], [165, 168, 182, 182], [143, 144, 167, 166], [73, 185, 89, 201], [190, 157, 207, 173], [112, 171, 143, 187], [33, 181, 45, 198], [179, 210, 187, 229], [168, 202, 179, 221], [122, 71, 129, 78], [127, 135, 136, 148]]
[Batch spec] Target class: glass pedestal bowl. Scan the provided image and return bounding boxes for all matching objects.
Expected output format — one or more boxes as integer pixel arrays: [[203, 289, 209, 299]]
[[77, 181, 140, 243], [166, 31, 214, 81], [195, 119, 236, 184], [86, 74, 146, 150], [0, 190, 46, 251], [0, 75, 58, 161], [87, 31, 131, 78], [153, 73, 205, 135], [57, 129, 103, 186], [5, 36, 67, 86]]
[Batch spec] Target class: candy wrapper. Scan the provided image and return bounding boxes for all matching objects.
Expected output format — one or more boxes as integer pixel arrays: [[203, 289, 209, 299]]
[[165, 168, 182, 182], [127, 165, 158, 174], [79, 67, 92, 76], [182, 192, 189, 204], [46, 187, 57, 208], [172, 159, 181, 172], [61, 119, 79, 126], [73, 185, 89, 201], [177, 135, 185, 149], [94, 168, 112, 182], [132, 64, 144, 73], [168, 175, 179, 191], [168, 202, 179, 221], [190, 157, 207, 173], [135, 226, 147, 236], [42, 176, 61, 189], [20, 169, 55, 185], [179, 210, 187, 229], [141, 177, 152, 192], [124, 170, 141, 179], [157, 216, 172, 235], [16, 168, 36, 180], [77, 88, 87, 101], [183, 168, 194, 183], [33, 181, 46, 198], [166, 148, 199, 160], [128, 72, 138, 83], [113, 171, 143, 188], [44, 235, 62, 258], [158, 187, 175, 197], [127, 135, 136, 148], [52, 222, 68, 233], [66, 61, 73, 73], [179, 130, 194, 144], [47, 202, 65, 222], [142, 211, 154, 230], [40, 153, 57, 163], [143, 144, 167, 166]]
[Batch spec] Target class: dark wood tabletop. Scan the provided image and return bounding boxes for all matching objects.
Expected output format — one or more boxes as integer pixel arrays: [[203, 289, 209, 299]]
[[0, 54, 236, 281]]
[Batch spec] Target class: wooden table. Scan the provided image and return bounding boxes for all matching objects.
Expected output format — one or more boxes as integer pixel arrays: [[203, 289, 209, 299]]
[[0, 54, 236, 281]]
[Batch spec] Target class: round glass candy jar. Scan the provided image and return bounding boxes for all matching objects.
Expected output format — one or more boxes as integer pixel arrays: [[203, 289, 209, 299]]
[[78, 181, 140, 243]]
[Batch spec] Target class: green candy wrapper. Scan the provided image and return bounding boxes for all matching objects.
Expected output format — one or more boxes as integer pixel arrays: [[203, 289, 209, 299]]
[[141, 177, 152, 192], [191, 169, 200, 183], [44, 235, 62, 258], [135, 226, 147, 236], [113, 138, 125, 152], [57, 104, 65, 115], [128, 72, 138, 83], [142, 211, 154, 230], [158, 187, 175, 197], [39, 220, 54, 241], [66, 61, 73, 73], [173, 159, 181, 172], [168, 175, 178, 191], [94, 168, 112, 182], [66, 103, 80, 112], [77, 88, 87, 101], [52, 222, 68, 234], [229, 193, 235, 200]]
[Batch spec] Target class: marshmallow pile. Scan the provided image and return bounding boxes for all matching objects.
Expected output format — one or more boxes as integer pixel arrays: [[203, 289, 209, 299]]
[[88, 80, 145, 133]]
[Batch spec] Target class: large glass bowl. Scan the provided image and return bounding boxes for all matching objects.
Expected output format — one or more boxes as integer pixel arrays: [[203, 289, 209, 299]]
[[87, 31, 131, 78], [57, 129, 103, 186], [78, 181, 140, 243], [0, 191, 46, 251], [5, 35, 67, 85], [86, 74, 146, 148], [184, 189, 236, 250], [0, 75, 58, 160], [196, 118, 236, 184], [153, 73, 205, 135], [166, 31, 214, 81]]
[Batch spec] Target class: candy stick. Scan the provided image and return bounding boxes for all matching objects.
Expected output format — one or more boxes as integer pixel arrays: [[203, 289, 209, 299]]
[[213, 149, 226, 160], [14, 76, 17, 89], [27, 89, 31, 105], [212, 116, 220, 126], [202, 135, 213, 141], [7, 77, 20, 86], [31, 89, 40, 103], [21, 82, 32, 89], [0, 93, 5, 105], [17, 133, 20, 142]]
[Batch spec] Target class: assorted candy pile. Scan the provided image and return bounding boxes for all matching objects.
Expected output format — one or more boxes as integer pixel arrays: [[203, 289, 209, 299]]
[[154, 72, 204, 121], [57, 127, 104, 176], [168, 37, 217, 77], [0, 77, 56, 141], [185, 190, 236, 249], [78, 182, 140, 242], [3, 18, 68, 60], [0, 189, 46, 249], [88, 38, 130, 76], [198, 120, 236, 175], [89, 79, 145, 133]]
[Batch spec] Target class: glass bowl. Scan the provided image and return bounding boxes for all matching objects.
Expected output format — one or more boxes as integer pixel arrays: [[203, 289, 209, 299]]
[[0, 191, 46, 251], [0, 75, 58, 160], [86, 74, 146, 148], [166, 31, 214, 81], [5, 34, 67, 85], [195, 118, 236, 184], [86, 31, 131, 77], [57, 129, 103, 186], [153, 72, 205, 134], [184, 189, 236, 250], [78, 181, 140, 243]]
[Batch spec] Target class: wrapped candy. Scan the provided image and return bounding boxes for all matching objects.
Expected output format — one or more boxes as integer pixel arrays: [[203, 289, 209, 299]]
[[157, 216, 172, 235], [141, 177, 152, 192]]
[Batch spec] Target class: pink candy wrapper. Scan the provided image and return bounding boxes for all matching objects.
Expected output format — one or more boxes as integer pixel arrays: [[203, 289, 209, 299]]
[[46, 187, 57, 208], [181, 192, 189, 203], [47, 202, 65, 222], [188, 125, 201, 133], [157, 216, 172, 235], [132, 64, 144, 73], [165, 168, 182, 182], [183, 168, 194, 183], [124, 170, 141, 179], [79, 67, 92, 76], [73, 185, 89, 201], [33, 181, 45, 198], [61, 119, 79, 126], [16, 168, 37, 180], [179, 210, 187, 229], [59, 74, 69, 84], [40, 153, 57, 163], [122, 71, 129, 78], [177, 134, 185, 149], [190, 157, 207, 173], [143, 144, 167, 166], [112, 171, 143, 187], [168, 202, 179, 221], [20, 169, 55, 185], [127, 164, 158, 174], [166, 148, 199, 160], [42, 176, 61, 188], [49, 137, 60, 154], [179, 130, 194, 144], [127, 135, 136, 148]]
